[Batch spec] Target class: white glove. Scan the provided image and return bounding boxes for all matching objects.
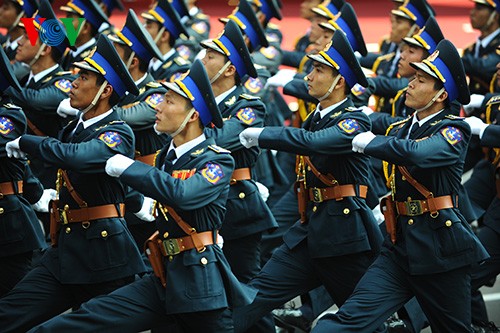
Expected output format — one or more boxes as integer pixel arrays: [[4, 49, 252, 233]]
[[134, 196, 156, 222], [463, 94, 485, 115], [265, 69, 296, 88], [239, 128, 264, 148], [216, 234, 224, 248], [32, 189, 58, 213], [464, 116, 489, 138], [360, 106, 374, 116], [255, 181, 270, 202], [6, 137, 26, 159], [56, 98, 80, 118], [105, 154, 135, 177], [352, 131, 376, 153]]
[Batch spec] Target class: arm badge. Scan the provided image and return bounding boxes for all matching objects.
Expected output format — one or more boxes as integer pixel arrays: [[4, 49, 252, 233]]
[[99, 131, 122, 148], [0, 117, 14, 136], [440, 126, 463, 145], [201, 163, 224, 184], [236, 108, 257, 125], [338, 118, 360, 134]]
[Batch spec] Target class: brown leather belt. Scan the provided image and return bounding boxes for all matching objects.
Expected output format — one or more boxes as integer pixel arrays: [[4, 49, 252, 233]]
[[60, 203, 125, 224], [0, 181, 23, 198], [396, 195, 454, 217], [135, 153, 156, 166], [308, 184, 368, 203], [230, 168, 251, 185], [160, 231, 215, 256]]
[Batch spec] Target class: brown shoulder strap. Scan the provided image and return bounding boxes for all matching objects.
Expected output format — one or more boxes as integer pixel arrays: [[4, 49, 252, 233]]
[[397, 166, 433, 198], [60, 170, 88, 207], [303, 156, 338, 186], [26, 118, 46, 137]]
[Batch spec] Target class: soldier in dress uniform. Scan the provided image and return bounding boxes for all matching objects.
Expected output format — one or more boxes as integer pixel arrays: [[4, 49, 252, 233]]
[[235, 30, 383, 333], [142, 0, 191, 82], [96, 0, 124, 17], [27, 59, 256, 333], [313, 39, 489, 333], [59, 0, 110, 72], [0, 46, 48, 298], [0, 34, 145, 332]]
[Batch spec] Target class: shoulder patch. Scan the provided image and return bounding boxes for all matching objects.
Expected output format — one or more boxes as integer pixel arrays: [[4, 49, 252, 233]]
[[99, 131, 122, 148], [0, 116, 15, 136], [201, 162, 224, 184], [54, 79, 72, 93], [169, 72, 185, 82], [244, 77, 263, 94], [440, 126, 463, 145], [240, 93, 260, 100], [337, 118, 360, 134], [486, 95, 500, 105], [266, 32, 280, 43], [351, 83, 366, 96], [236, 107, 257, 125], [445, 115, 465, 120], [191, 21, 208, 35], [176, 45, 192, 60], [146, 81, 162, 88], [208, 145, 231, 154], [260, 46, 279, 60], [174, 57, 188, 66], [145, 93, 164, 108]]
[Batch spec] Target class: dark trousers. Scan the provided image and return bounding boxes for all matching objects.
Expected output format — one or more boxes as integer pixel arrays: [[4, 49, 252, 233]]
[[28, 274, 234, 333], [233, 239, 375, 333], [0, 251, 33, 298], [312, 253, 473, 333], [0, 264, 134, 332], [471, 224, 500, 325]]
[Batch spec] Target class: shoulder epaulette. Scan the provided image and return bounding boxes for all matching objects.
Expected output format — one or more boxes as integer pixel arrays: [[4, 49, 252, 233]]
[[445, 114, 465, 120], [162, 60, 173, 69], [79, 48, 93, 59], [146, 81, 162, 88], [196, 12, 208, 19], [240, 93, 260, 100], [3, 103, 20, 109], [174, 57, 188, 66], [267, 22, 280, 29], [94, 120, 125, 131], [345, 106, 360, 112], [56, 71, 73, 76], [486, 95, 500, 105], [384, 116, 411, 136], [208, 145, 231, 154]]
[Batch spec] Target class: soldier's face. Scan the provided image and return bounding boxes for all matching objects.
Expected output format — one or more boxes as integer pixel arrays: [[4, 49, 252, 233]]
[[144, 19, 162, 44], [155, 90, 191, 134], [390, 14, 412, 43], [69, 69, 103, 110], [201, 48, 227, 82], [313, 29, 334, 54], [16, 32, 41, 64], [470, 3, 495, 30], [301, 0, 322, 20], [398, 43, 426, 78], [309, 15, 329, 41], [405, 70, 441, 109], [307, 61, 336, 99], [0, 1, 19, 28]]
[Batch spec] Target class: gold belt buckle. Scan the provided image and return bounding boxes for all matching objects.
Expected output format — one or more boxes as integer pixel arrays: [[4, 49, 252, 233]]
[[311, 188, 323, 203], [404, 200, 423, 216], [162, 238, 181, 256]]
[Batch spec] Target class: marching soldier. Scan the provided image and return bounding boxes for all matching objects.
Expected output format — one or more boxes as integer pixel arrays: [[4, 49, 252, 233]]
[[0, 34, 145, 332], [28, 59, 256, 333], [314, 39, 489, 333], [235, 30, 383, 332]]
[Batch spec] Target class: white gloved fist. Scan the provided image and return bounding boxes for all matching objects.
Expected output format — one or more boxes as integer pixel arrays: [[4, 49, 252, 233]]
[[360, 106, 374, 116], [6, 137, 26, 159], [255, 181, 270, 202], [134, 196, 156, 222], [216, 234, 224, 249], [105, 154, 135, 177], [352, 131, 376, 153], [463, 94, 485, 115], [56, 98, 80, 118], [464, 116, 489, 137], [32, 189, 58, 213], [265, 69, 296, 88], [239, 128, 264, 148]]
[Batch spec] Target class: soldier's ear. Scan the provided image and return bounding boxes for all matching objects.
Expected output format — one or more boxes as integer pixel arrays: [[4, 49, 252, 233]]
[[160, 30, 171, 44], [100, 83, 114, 100]]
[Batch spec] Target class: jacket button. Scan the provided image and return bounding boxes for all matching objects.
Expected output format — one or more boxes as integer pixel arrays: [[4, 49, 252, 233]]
[[239, 192, 245, 199], [312, 206, 317, 212], [101, 230, 108, 238], [0, 207, 3, 214], [445, 220, 452, 227], [163, 232, 169, 238], [408, 219, 414, 225], [307, 166, 311, 171], [200, 257, 208, 265], [343, 208, 350, 215], [65, 227, 71, 234]]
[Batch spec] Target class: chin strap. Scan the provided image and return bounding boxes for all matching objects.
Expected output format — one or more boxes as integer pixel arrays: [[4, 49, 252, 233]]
[[125, 51, 136, 70], [28, 44, 47, 67], [153, 26, 166, 44], [414, 87, 445, 113], [10, 11, 25, 33], [169, 108, 196, 138], [80, 80, 109, 114], [317, 74, 341, 102], [210, 61, 231, 84], [485, 10, 497, 30]]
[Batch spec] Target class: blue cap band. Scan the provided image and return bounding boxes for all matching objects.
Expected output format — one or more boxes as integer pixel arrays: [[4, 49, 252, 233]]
[[121, 26, 152, 62], [218, 34, 247, 77], [182, 75, 212, 125], [91, 51, 126, 96], [155, 6, 181, 37], [234, 11, 260, 50]]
